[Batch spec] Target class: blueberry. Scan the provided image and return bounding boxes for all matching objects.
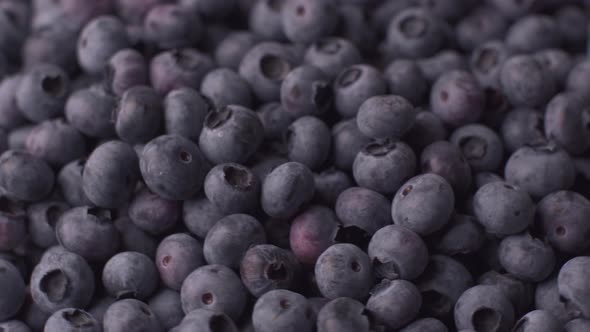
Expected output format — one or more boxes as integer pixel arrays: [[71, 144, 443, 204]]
[[315, 243, 372, 300], [357, 95, 416, 140], [400, 317, 448, 332], [156, 233, 205, 291], [200, 68, 252, 110], [0, 320, 30, 332], [500, 54, 556, 109], [140, 134, 207, 200], [104, 48, 148, 97], [331, 119, 370, 171], [469, 41, 511, 89], [129, 186, 182, 235], [7, 125, 34, 151], [303, 38, 361, 79], [0, 150, 55, 202], [256, 102, 294, 140], [313, 168, 353, 207], [537, 191, 590, 254], [204, 163, 260, 214], [181, 264, 248, 320], [16, 64, 70, 123], [150, 48, 215, 95], [544, 93, 590, 155], [455, 6, 508, 52], [113, 85, 162, 144], [500, 109, 546, 153], [58, 159, 93, 207], [366, 279, 422, 330], [280, 65, 331, 118], [449, 124, 504, 172], [417, 255, 473, 320], [0, 198, 26, 251], [261, 161, 315, 219], [555, 5, 587, 51], [384, 60, 428, 106], [353, 140, 416, 195], [0, 259, 26, 321], [504, 143, 575, 199], [433, 214, 486, 256], [83, 140, 139, 208], [316, 297, 370, 332], [248, 0, 286, 42], [114, 217, 158, 259], [182, 197, 225, 239], [163, 87, 209, 142], [65, 85, 117, 138], [418, 50, 469, 85], [403, 110, 449, 153], [512, 310, 562, 332], [102, 299, 162, 332], [565, 318, 590, 332], [368, 224, 428, 280], [23, 20, 78, 74], [25, 118, 86, 167], [250, 154, 289, 182], [535, 276, 572, 323], [215, 31, 260, 71], [333, 64, 387, 119], [77, 16, 130, 74], [534, 48, 573, 88], [56, 206, 119, 262], [87, 296, 116, 331], [148, 289, 184, 331], [102, 251, 158, 300], [44, 308, 100, 332], [478, 271, 534, 318], [30, 247, 95, 313], [114, 0, 165, 24], [280, 0, 338, 45], [20, 297, 51, 332], [385, 7, 446, 58], [506, 15, 561, 54], [430, 70, 484, 127], [284, 116, 331, 170], [289, 205, 339, 265], [420, 140, 472, 196], [498, 233, 555, 282], [27, 200, 68, 249], [238, 42, 299, 102], [143, 4, 202, 50], [558, 256, 590, 318], [0, 75, 26, 130], [454, 285, 515, 332], [252, 289, 314, 332], [170, 308, 238, 332], [566, 60, 590, 98], [199, 105, 264, 164], [203, 214, 266, 269], [335, 187, 391, 236]]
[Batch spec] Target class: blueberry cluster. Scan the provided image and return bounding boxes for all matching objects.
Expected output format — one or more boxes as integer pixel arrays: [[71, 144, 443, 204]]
[[2, 0, 590, 331]]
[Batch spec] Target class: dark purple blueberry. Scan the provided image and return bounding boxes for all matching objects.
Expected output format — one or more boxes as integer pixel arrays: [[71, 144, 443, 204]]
[[248, 0, 285, 41], [171, 308, 238, 332], [128, 186, 181, 235], [150, 48, 214, 95], [58, 159, 93, 207], [201, 68, 252, 109], [303, 37, 361, 79], [65, 86, 117, 138], [512, 310, 562, 332], [433, 214, 485, 256], [44, 308, 100, 332], [556, 5, 587, 51], [449, 124, 504, 172], [456, 6, 508, 52], [261, 161, 315, 219], [280, 0, 338, 45], [148, 289, 183, 331], [280, 65, 331, 118], [385, 7, 447, 58], [469, 41, 511, 89], [535, 276, 571, 323], [23, 22, 79, 74], [558, 256, 590, 319], [566, 60, 590, 98], [384, 59, 428, 106], [544, 92, 590, 155], [215, 31, 260, 70], [59, 0, 113, 27], [418, 50, 469, 85], [0, 150, 55, 202], [478, 271, 534, 318], [313, 168, 353, 207], [289, 205, 339, 265], [403, 110, 448, 153], [0, 197, 26, 251], [284, 116, 331, 170], [102, 251, 158, 300], [77, 16, 130, 74], [454, 285, 515, 332], [333, 64, 387, 119], [204, 163, 260, 214], [27, 201, 68, 249], [102, 299, 162, 332], [0, 320, 31, 332], [182, 197, 225, 239], [163, 87, 209, 142], [252, 290, 314, 332], [420, 140, 472, 196], [498, 233, 555, 282], [114, 217, 158, 259], [500, 109, 546, 153], [316, 297, 371, 332], [566, 318, 590, 332], [0, 75, 26, 130], [180, 0, 236, 18], [16, 64, 70, 123], [143, 4, 202, 50], [25, 118, 86, 167], [331, 119, 370, 172], [156, 233, 205, 291], [0, 259, 26, 321], [113, 85, 162, 144], [335, 187, 390, 236], [399, 317, 448, 332], [505, 15, 561, 54], [357, 95, 416, 140], [430, 70, 484, 128], [366, 279, 422, 330], [336, 5, 376, 53], [500, 54, 556, 109], [534, 48, 573, 88], [114, 0, 164, 24], [104, 48, 148, 96]]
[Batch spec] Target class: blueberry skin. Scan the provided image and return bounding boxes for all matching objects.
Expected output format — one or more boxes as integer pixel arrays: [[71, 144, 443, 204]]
[[88, 296, 116, 331], [182, 197, 224, 239], [248, 0, 285, 42], [114, 85, 163, 144], [181, 264, 248, 320], [403, 111, 448, 153], [449, 124, 504, 172], [392, 173, 455, 236], [250, 154, 288, 182], [421, 140, 472, 196], [505, 143, 575, 199], [0, 259, 26, 321], [27, 201, 68, 249], [418, 50, 469, 85], [140, 134, 207, 200], [261, 162, 315, 219], [455, 6, 508, 52], [16, 64, 70, 123], [559, 257, 590, 318], [114, 217, 158, 259], [58, 159, 93, 207], [430, 70, 484, 128], [506, 15, 561, 54], [303, 37, 361, 79], [498, 233, 555, 282], [104, 48, 148, 97], [500, 109, 546, 153], [143, 4, 202, 50], [368, 224, 428, 281], [454, 285, 515, 332], [417, 255, 473, 320], [44, 308, 100, 332], [534, 49, 573, 88], [238, 42, 299, 103], [336, 5, 376, 54], [535, 276, 572, 324], [399, 317, 448, 332], [0, 150, 55, 202], [20, 297, 51, 332], [102, 251, 158, 300], [566, 318, 590, 332], [357, 95, 416, 140], [335, 187, 391, 236], [353, 140, 416, 195], [65, 86, 117, 138], [149, 48, 215, 95], [478, 271, 534, 318], [545, 93, 590, 155], [148, 289, 184, 331], [512, 310, 562, 332], [289, 205, 339, 265], [500, 54, 556, 109], [240, 244, 300, 298], [204, 163, 260, 214], [30, 247, 95, 313], [23, 20, 78, 74], [566, 60, 590, 98], [203, 214, 266, 269], [215, 31, 260, 71], [170, 308, 238, 332], [333, 64, 387, 119], [556, 5, 587, 51], [316, 297, 370, 332], [331, 119, 370, 172], [433, 214, 486, 256], [315, 243, 372, 301], [313, 168, 353, 207], [280, 0, 338, 45], [0, 75, 26, 130], [385, 7, 446, 58], [0, 320, 30, 332], [488, 0, 546, 18], [366, 279, 422, 330], [469, 41, 511, 89], [83, 140, 139, 208], [25, 118, 86, 167], [280, 66, 331, 119], [252, 289, 314, 332], [163, 87, 209, 143], [77, 16, 130, 74], [201, 68, 252, 109], [256, 103, 294, 141], [0, 198, 26, 251], [384, 60, 428, 106], [156, 233, 205, 291], [102, 299, 162, 332], [199, 105, 264, 164], [129, 187, 181, 235], [56, 206, 120, 262], [285, 116, 331, 170], [114, 0, 165, 24]]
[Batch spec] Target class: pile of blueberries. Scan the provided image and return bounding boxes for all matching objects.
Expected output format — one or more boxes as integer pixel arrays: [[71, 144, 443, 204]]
[[4, 0, 590, 331]]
